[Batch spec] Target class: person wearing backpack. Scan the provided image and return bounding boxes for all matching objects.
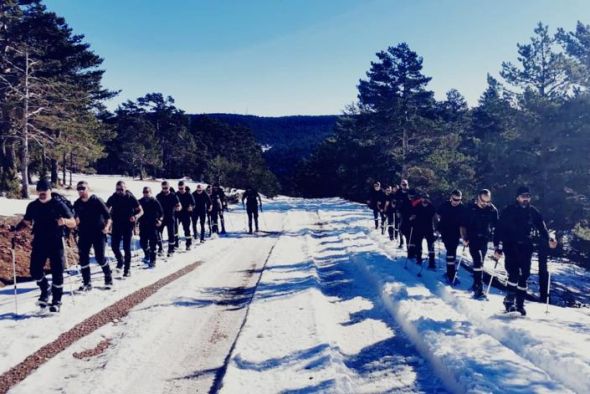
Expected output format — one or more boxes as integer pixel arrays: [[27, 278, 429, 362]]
[[73, 180, 113, 291], [106, 180, 143, 277], [12, 179, 76, 312]]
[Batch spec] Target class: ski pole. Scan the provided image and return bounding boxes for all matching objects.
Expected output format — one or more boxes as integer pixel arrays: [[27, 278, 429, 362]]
[[486, 255, 501, 295], [452, 245, 466, 286], [63, 237, 76, 304], [545, 271, 552, 313], [404, 227, 414, 270], [259, 210, 267, 231], [11, 236, 18, 316]]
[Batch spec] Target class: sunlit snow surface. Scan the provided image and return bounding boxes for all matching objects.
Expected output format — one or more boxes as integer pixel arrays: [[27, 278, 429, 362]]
[[0, 175, 589, 393]]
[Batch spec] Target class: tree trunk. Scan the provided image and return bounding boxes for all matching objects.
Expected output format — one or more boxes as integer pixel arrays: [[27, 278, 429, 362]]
[[50, 158, 58, 184], [62, 152, 66, 187], [69, 151, 73, 187], [20, 50, 30, 199]]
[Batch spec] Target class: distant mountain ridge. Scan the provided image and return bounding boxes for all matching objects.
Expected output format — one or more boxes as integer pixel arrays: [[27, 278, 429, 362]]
[[190, 113, 338, 147], [189, 113, 339, 193]]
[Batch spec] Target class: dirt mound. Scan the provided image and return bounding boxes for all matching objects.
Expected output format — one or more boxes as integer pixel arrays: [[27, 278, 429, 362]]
[[0, 215, 78, 287]]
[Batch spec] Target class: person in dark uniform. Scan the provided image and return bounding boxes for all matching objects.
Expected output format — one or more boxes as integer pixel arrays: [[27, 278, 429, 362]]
[[437, 189, 467, 283], [395, 179, 414, 249], [211, 184, 227, 234], [156, 181, 181, 256], [106, 180, 142, 277], [409, 192, 437, 269], [13, 179, 76, 312], [383, 186, 397, 241], [494, 186, 557, 315], [192, 184, 212, 243], [391, 184, 401, 241], [460, 189, 499, 299], [138, 186, 163, 267], [73, 180, 112, 291], [205, 185, 213, 236], [242, 186, 263, 234], [176, 181, 195, 250], [367, 181, 386, 232]]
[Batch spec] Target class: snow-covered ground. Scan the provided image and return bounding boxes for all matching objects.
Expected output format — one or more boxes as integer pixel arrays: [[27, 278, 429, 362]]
[[1, 177, 589, 393]]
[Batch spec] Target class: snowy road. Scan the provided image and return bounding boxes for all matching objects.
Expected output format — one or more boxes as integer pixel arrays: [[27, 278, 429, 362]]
[[1, 195, 589, 393]]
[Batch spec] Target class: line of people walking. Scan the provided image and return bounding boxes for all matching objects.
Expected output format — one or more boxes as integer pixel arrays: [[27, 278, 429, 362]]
[[9, 179, 263, 313], [368, 180, 557, 316]]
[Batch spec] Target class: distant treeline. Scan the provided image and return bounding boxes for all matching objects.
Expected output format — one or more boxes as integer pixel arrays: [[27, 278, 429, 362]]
[[192, 114, 338, 194]]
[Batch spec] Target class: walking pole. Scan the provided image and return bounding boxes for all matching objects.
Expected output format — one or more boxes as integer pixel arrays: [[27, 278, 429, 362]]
[[452, 245, 466, 286], [545, 271, 551, 314], [404, 227, 414, 270], [486, 255, 501, 296], [11, 236, 18, 316], [63, 237, 76, 305], [259, 210, 267, 231]]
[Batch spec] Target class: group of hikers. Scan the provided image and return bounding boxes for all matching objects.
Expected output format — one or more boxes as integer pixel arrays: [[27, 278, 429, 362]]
[[8, 178, 263, 313], [3, 175, 557, 316], [367, 180, 558, 316]]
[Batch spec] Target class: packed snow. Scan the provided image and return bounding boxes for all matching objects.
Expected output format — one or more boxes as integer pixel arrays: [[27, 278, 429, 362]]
[[1, 175, 589, 393]]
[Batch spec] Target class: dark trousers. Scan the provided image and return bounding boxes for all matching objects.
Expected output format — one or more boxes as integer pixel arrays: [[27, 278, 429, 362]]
[[415, 231, 436, 267], [372, 208, 385, 230], [30, 239, 65, 304], [211, 210, 221, 234], [218, 210, 226, 233], [177, 213, 192, 248], [401, 219, 412, 250], [443, 238, 460, 280], [504, 242, 534, 308], [111, 224, 133, 272], [158, 217, 176, 253], [140, 224, 159, 265], [386, 211, 395, 240], [193, 212, 207, 241], [247, 206, 259, 232], [468, 238, 488, 290], [78, 232, 111, 285]]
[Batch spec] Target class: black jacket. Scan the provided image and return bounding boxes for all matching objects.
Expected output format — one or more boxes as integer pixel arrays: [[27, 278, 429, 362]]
[[410, 202, 436, 234], [395, 189, 413, 219], [368, 189, 386, 210], [139, 196, 163, 228], [437, 201, 466, 241], [156, 191, 180, 219], [384, 193, 397, 214], [192, 191, 212, 214], [496, 203, 549, 246], [106, 191, 140, 227], [177, 191, 195, 216], [242, 189, 261, 209], [462, 201, 499, 244], [74, 195, 110, 236]]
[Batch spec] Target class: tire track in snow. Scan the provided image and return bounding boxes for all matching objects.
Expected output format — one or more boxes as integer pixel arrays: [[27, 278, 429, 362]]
[[316, 202, 570, 393], [369, 229, 590, 393]]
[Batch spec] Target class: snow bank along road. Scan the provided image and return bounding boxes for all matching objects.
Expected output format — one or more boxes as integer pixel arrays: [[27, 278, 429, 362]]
[[1, 197, 589, 393]]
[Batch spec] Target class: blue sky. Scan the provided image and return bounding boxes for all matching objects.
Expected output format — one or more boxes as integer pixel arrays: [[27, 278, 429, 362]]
[[45, 0, 590, 116]]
